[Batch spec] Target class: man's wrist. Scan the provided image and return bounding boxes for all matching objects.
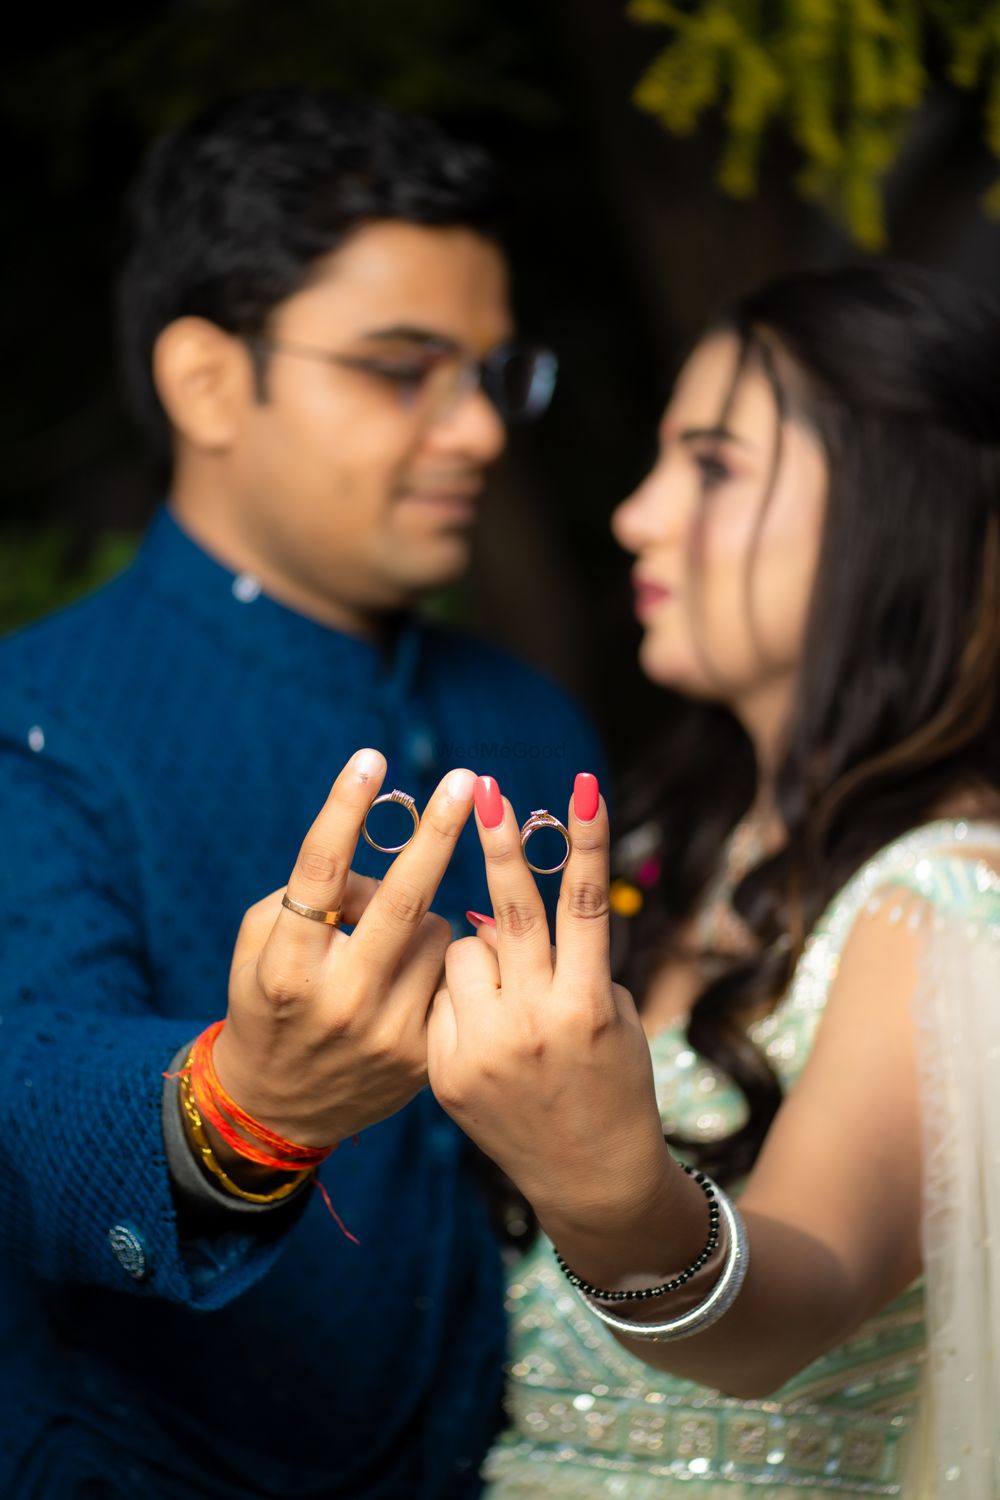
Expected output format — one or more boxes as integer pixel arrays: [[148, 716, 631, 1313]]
[[176, 1064, 315, 1205], [162, 1040, 309, 1219], [180, 1090, 298, 1195]]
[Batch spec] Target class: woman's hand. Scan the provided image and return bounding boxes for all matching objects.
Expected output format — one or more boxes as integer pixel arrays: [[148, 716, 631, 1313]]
[[212, 749, 477, 1152], [427, 773, 674, 1235]]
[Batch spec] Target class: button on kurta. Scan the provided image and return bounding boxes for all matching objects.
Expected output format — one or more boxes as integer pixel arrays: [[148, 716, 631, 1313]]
[[108, 1223, 152, 1281], [232, 572, 261, 603]]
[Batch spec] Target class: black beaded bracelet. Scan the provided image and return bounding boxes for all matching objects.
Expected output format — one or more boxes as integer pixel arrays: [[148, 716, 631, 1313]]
[[553, 1164, 722, 1302]]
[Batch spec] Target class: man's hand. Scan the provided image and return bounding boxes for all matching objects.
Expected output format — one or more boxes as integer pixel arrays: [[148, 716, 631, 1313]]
[[211, 749, 476, 1151]]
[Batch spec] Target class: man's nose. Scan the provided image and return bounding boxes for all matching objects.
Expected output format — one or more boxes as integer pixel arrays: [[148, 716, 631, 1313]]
[[427, 386, 507, 464]]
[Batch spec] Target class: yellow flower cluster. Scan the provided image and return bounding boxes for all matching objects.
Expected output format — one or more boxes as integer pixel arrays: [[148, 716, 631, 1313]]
[[628, 0, 1000, 248]]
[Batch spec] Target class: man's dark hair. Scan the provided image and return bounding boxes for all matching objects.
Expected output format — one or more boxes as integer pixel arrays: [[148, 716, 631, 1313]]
[[115, 87, 504, 458]]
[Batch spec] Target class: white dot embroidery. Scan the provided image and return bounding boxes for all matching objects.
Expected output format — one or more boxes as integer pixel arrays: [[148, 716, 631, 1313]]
[[232, 573, 261, 603], [27, 726, 45, 753]]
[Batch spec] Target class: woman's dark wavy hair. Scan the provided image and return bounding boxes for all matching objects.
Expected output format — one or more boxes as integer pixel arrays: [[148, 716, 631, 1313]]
[[617, 262, 1000, 1187], [115, 86, 503, 463]]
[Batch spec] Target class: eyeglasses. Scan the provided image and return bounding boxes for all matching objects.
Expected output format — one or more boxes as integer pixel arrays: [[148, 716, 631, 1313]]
[[249, 336, 558, 425]]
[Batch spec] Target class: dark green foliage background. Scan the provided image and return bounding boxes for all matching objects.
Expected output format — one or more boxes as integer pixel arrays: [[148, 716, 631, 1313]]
[[4, 0, 1000, 762]]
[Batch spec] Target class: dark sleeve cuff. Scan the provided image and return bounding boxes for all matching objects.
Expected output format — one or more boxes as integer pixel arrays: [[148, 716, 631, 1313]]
[[161, 1041, 313, 1224]]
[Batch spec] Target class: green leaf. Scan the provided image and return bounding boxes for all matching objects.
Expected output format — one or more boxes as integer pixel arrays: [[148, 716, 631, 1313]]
[[0, 528, 139, 637]]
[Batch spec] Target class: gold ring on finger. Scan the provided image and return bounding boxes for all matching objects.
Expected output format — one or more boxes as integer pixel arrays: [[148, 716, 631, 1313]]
[[362, 789, 420, 855], [280, 893, 344, 926], [519, 808, 571, 875]]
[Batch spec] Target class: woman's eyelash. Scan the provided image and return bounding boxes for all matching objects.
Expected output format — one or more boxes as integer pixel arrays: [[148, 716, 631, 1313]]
[[693, 453, 731, 486]]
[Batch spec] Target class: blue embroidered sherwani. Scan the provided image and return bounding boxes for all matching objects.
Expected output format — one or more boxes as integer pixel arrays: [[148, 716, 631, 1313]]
[[0, 508, 606, 1498]]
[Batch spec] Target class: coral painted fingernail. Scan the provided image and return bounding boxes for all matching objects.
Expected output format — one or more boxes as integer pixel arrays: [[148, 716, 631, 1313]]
[[466, 910, 497, 928], [574, 772, 600, 823], [474, 775, 504, 829]]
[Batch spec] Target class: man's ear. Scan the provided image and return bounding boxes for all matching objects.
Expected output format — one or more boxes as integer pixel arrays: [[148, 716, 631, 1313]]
[[152, 317, 253, 452]]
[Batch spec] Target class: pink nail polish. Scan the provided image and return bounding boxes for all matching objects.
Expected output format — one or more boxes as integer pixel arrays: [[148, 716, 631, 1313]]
[[466, 910, 497, 928], [474, 775, 504, 829], [574, 772, 600, 823]]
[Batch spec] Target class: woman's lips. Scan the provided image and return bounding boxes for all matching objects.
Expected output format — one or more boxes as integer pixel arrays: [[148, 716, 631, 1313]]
[[632, 577, 673, 617]]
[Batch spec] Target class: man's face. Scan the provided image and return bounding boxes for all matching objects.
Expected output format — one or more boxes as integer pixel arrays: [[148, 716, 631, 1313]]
[[226, 222, 512, 615]]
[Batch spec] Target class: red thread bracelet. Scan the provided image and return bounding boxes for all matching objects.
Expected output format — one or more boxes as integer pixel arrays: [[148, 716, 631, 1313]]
[[163, 1020, 359, 1242], [188, 1021, 336, 1170]]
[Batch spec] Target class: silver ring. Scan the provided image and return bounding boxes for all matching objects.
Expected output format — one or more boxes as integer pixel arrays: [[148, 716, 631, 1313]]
[[519, 808, 571, 875], [362, 789, 420, 854]]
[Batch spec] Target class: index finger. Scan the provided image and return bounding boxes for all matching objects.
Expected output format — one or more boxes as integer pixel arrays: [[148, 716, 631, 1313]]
[[553, 772, 611, 984], [348, 767, 478, 982], [276, 747, 387, 960]]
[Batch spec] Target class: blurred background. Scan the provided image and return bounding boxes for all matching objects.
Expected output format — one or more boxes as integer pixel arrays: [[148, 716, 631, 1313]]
[[5, 0, 1000, 771]]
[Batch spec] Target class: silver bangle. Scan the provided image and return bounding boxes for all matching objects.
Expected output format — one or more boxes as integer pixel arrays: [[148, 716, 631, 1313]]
[[573, 1177, 749, 1342]]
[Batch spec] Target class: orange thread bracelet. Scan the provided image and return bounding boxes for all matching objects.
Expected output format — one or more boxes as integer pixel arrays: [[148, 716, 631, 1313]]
[[163, 1020, 359, 1243], [189, 1021, 335, 1171]]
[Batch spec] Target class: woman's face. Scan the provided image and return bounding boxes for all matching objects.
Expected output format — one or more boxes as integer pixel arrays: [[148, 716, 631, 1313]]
[[611, 333, 828, 720]]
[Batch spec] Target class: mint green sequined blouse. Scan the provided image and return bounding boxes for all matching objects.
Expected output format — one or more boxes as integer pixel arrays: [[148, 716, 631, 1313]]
[[483, 821, 1000, 1499]]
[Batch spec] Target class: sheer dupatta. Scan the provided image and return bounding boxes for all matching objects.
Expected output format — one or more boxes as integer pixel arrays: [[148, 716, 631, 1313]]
[[910, 903, 1000, 1495]]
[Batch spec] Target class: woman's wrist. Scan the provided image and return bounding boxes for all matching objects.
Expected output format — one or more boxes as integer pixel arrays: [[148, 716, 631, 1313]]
[[565, 1181, 750, 1344], [538, 1148, 713, 1302]]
